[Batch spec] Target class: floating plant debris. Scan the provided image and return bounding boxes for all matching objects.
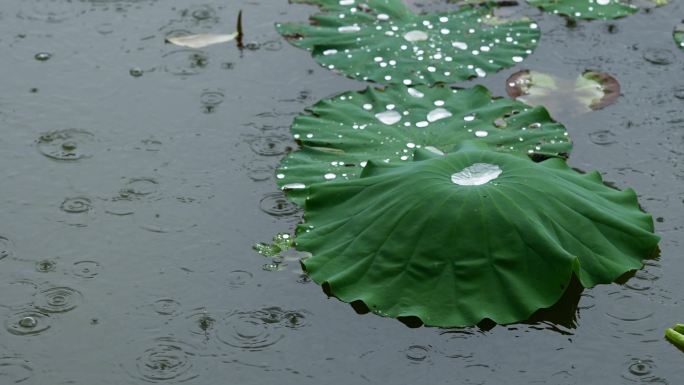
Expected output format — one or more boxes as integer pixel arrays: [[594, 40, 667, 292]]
[[526, 0, 636, 20], [295, 144, 659, 327], [253, 233, 293, 257], [276, 84, 570, 205], [276, 0, 539, 84], [166, 10, 243, 48], [166, 33, 239, 48], [505, 69, 620, 117]]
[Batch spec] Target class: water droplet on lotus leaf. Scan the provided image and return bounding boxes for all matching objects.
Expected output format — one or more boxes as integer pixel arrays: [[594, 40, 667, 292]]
[[451, 163, 501, 185]]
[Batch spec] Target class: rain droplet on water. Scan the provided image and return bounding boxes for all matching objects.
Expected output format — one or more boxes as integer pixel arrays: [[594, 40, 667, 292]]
[[227, 270, 253, 288], [60, 197, 93, 214], [405, 345, 430, 363], [5, 309, 52, 336], [35, 287, 83, 314], [259, 192, 299, 217], [34, 52, 52, 61], [215, 307, 309, 351], [127, 337, 198, 383], [153, 299, 182, 317], [249, 135, 293, 156], [246, 160, 274, 182], [642, 48, 675, 65], [0, 235, 14, 260], [37, 129, 95, 161], [35, 259, 57, 273], [72, 261, 101, 279], [625, 358, 653, 379], [0, 356, 34, 383], [589, 130, 617, 145]]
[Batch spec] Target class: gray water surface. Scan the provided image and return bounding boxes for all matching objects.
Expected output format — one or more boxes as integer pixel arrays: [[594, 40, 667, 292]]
[[0, 0, 682, 384]]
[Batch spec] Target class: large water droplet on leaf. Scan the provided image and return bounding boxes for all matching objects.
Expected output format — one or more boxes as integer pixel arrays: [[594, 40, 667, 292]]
[[451, 163, 502, 186]]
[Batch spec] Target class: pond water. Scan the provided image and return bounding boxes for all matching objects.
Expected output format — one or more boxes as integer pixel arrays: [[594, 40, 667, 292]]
[[0, 0, 682, 384]]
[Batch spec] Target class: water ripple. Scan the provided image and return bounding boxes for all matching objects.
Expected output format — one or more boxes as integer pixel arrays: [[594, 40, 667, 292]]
[[126, 337, 199, 384], [4, 308, 52, 336], [37, 129, 96, 161], [216, 307, 310, 351], [0, 356, 34, 383], [35, 287, 83, 314]]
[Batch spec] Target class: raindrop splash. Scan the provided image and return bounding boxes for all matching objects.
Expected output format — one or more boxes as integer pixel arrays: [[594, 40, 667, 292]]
[[37, 129, 95, 161], [5, 309, 52, 336], [259, 192, 300, 217], [127, 337, 199, 383]]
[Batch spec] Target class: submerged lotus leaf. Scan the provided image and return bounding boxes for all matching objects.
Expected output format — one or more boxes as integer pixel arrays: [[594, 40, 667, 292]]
[[505, 69, 620, 117], [296, 145, 660, 327], [276, 84, 571, 204], [527, 0, 666, 20], [276, 0, 539, 84]]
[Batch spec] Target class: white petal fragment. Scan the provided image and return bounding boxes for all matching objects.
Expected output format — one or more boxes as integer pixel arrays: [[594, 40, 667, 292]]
[[166, 32, 238, 49]]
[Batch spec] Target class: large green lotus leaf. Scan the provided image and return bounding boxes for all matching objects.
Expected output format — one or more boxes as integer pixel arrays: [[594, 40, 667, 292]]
[[276, 84, 571, 204], [276, 0, 539, 84], [296, 145, 660, 327], [526, 0, 666, 20]]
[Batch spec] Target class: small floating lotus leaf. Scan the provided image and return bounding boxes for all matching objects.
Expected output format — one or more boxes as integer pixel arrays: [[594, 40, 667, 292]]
[[526, 0, 665, 20], [276, 0, 539, 84], [505, 69, 620, 117], [674, 22, 684, 50], [276, 84, 571, 204], [296, 144, 660, 327]]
